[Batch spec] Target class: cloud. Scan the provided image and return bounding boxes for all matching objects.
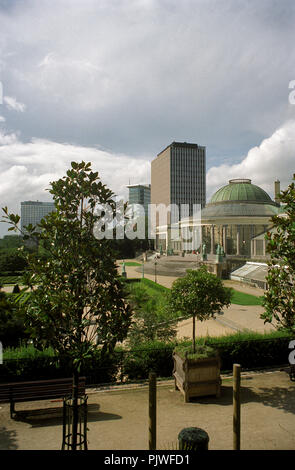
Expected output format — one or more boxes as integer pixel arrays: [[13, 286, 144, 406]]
[[206, 120, 295, 200], [0, 133, 150, 236], [0, 115, 5, 122], [0, 129, 18, 144], [0, 0, 295, 155], [3, 95, 26, 112]]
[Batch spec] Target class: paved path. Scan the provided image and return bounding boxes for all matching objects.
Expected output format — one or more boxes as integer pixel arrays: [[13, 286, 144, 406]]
[[118, 260, 273, 338], [0, 368, 294, 450]]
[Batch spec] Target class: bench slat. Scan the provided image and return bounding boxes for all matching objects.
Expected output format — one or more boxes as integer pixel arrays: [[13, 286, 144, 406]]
[[0, 377, 86, 405]]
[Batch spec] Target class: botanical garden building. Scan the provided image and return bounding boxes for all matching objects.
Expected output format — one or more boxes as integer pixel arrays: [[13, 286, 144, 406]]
[[156, 178, 282, 258]]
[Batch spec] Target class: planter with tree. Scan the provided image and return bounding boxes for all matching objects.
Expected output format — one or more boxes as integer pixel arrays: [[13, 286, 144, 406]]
[[169, 266, 232, 402]]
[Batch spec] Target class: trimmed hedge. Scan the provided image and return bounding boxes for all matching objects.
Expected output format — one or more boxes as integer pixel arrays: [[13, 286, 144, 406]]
[[0, 331, 293, 385], [0, 346, 120, 385], [120, 341, 175, 381]]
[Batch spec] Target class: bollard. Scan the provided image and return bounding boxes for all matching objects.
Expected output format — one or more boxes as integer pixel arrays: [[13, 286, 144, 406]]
[[233, 363, 241, 450], [149, 372, 157, 450], [178, 427, 209, 450]]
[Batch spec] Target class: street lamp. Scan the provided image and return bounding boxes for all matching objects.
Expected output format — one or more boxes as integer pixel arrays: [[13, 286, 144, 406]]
[[154, 260, 157, 284]]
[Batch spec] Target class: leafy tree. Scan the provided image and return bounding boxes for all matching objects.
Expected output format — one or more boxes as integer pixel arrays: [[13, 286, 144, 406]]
[[0, 250, 28, 273], [261, 175, 295, 333], [0, 289, 28, 347], [0, 235, 23, 250], [2, 161, 132, 449], [127, 283, 177, 345], [169, 266, 232, 353]]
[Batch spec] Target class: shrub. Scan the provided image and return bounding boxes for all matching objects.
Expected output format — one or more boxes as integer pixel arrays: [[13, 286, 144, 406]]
[[0, 331, 292, 385], [119, 340, 176, 381], [1, 345, 120, 385]]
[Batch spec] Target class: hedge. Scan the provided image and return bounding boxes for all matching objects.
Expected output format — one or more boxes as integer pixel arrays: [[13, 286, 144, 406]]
[[0, 331, 293, 385], [0, 346, 120, 385]]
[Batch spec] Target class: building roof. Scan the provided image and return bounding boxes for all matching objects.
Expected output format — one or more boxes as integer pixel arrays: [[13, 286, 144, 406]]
[[201, 179, 280, 220], [201, 202, 280, 219], [157, 141, 205, 156], [209, 179, 273, 204]]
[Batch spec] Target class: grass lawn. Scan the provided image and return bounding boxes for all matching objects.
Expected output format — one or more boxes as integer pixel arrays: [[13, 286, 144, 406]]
[[126, 278, 263, 306], [0, 275, 22, 285], [126, 278, 263, 307], [127, 278, 169, 302], [230, 289, 263, 306], [119, 261, 142, 266]]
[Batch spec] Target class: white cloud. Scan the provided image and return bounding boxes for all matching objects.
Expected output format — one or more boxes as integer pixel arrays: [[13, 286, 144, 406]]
[[206, 120, 295, 201], [1, 0, 295, 155], [0, 115, 5, 122], [0, 129, 18, 145], [0, 134, 150, 236], [4, 96, 26, 112]]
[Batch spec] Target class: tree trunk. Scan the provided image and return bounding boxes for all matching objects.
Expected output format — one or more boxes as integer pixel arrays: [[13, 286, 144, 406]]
[[192, 315, 196, 353], [72, 369, 79, 451]]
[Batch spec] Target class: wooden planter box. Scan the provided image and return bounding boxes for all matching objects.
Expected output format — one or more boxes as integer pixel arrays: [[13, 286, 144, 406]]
[[173, 351, 221, 402]]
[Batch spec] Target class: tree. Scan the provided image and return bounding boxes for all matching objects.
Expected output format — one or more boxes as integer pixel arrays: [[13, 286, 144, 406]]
[[168, 266, 232, 353], [2, 161, 132, 449], [0, 289, 28, 347], [261, 175, 295, 333], [127, 283, 177, 345], [0, 250, 28, 273]]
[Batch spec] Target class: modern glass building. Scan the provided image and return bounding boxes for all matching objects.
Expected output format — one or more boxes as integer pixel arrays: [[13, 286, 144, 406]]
[[151, 141, 206, 221], [21, 201, 56, 232], [151, 141, 206, 249], [127, 184, 151, 215]]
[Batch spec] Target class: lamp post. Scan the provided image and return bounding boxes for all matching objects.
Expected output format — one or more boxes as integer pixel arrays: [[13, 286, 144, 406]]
[[142, 258, 145, 279], [154, 260, 157, 284]]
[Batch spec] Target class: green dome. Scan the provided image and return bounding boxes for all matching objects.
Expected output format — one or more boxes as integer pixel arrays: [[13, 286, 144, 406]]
[[209, 179, 272, 204]]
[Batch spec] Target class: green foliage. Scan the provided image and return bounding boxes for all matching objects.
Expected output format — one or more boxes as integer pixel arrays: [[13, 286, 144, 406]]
[[261, 175, 295, 333], [119, 261, 141, 266], [174, 343, 218, 360], [126, 279, 177, 346], [121, 340, 175, 380], [0, 235, 23, 250], [0, 250, 28, 273], [1, 345, 118, 384], [169, 266, 232, 352], [1, 331, 291, 384], [0, 275, 22, 284], [1, 161, 132, 374], [0, 290, 29, 347], [231, 290, 263, 306]]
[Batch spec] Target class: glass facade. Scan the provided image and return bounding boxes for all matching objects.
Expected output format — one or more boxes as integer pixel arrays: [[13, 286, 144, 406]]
[[127, 184, 151, 215], [21, 201, 56, 232], [170, 143, 206, 221]]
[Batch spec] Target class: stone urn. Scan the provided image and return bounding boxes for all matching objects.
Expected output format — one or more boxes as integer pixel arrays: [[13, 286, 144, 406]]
[[173, 349, 221, 403]]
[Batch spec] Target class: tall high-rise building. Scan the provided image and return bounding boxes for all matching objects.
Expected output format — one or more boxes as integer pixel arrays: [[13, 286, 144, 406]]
[[21, 201, 56, 232], [151, 141, 206, 221], [151, 141, 206, 251], [127, 184, 151, 215]]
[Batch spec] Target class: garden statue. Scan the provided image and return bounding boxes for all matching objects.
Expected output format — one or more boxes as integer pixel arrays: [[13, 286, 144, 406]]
[[122, 261, 127, 278], [201, 243, 207, 261]]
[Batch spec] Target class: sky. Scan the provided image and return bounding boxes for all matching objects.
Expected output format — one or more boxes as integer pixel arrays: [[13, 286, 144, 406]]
[[0, 0, 295, 237]]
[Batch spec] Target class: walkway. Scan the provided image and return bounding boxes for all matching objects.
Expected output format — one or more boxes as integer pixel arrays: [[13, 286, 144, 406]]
[[118, 260, 273, 338], [0, 368, 294, 450]]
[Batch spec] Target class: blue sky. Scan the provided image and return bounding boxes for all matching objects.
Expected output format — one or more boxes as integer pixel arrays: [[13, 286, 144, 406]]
[[0, 0, 295, 236]]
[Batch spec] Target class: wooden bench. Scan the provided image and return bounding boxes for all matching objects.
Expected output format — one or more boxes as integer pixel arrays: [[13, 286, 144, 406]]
[[0, 377, 86, 419]]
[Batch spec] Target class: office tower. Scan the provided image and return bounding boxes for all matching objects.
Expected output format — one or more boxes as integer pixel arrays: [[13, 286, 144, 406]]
[[21, 201, 56, 232], [127, 184, 151, 215], [151, 141, 206, 222]]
